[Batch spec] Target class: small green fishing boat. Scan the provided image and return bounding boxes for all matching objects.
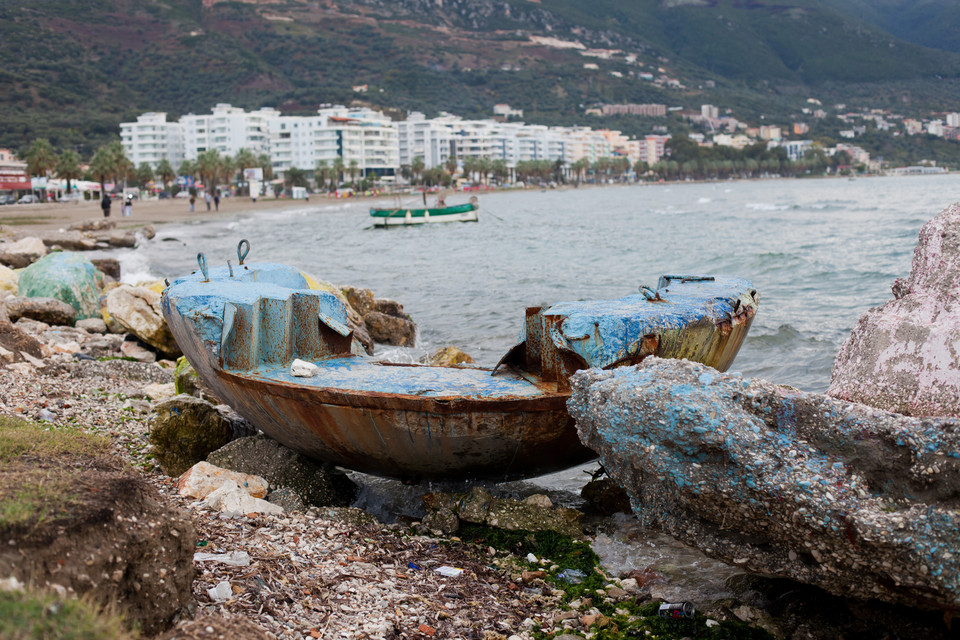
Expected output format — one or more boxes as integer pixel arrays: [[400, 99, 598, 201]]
[[370, 197, 478, 227]]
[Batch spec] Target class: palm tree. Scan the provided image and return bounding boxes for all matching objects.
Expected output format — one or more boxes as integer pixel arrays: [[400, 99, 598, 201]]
[[156, 158, 176, 192], [218, 155, 236, 193], [411, 156, 425, 185], [570, 158, 590, 184], [89, 145, 117, 196], [23, 138, 58, 179], [443, 155, 457, 177], [315, 159, 331, 191], [347, 159, 359, 184], [55, 149, 83, 194], [136, 162, 154, 189], [195, 149, 222, 192], [234, 148, 257, 194], [257, 154, 274, 181], [107, 141, 132, 192], [178, 159, 196, 181], [332, 157, 344, 187]]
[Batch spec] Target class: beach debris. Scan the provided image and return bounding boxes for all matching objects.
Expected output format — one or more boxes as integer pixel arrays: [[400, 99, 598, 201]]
[[419, 345, 475, 367], [570, 357, 960, 609], [0, 236, 47, 268], [829, 202, 960, 417], [207, 581, 232, 602], [206, 434, 358, 507], [4, 295, 77, 326], [18, 251, 102, 319], [194, 550, 251, 567], [150, 395, 235, 476], [106, 284, 180, 355], [290, 358, 319, 377], [434, 565, 464, 577], [421, 487, 583, 537]]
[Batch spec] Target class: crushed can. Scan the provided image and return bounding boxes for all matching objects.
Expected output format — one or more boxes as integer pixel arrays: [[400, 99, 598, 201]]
[[658, 601, 695, 619]]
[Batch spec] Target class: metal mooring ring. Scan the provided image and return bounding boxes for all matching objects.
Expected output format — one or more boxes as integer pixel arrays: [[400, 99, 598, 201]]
[[197, 253, 209, 282], [639, 285, 658, 301], [237, 239, 250, 265]]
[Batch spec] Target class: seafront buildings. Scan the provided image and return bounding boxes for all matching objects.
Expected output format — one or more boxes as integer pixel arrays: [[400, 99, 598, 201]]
[[121, 104, 667, 183]]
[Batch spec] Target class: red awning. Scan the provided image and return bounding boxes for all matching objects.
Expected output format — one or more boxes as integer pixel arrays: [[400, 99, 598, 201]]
[[0, 177, 31, 190]]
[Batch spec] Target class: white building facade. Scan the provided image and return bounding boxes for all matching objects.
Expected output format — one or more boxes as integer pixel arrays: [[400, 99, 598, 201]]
[[120, 112, 183, 168]]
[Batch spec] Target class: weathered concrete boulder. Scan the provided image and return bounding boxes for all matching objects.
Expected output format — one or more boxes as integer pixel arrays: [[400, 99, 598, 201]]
[[570, 357, 960, 609], [829, 203, 960, 417], [364, 310, 416, 346], [106, 284, 180, 355], [419, 346, 474, 367], [18, 251, 102, 320], [422, 486, 583, 537], [207, 434, 358, 507], [0, 236, 47, 268], [4, 295, 76, 326], [0, 264, 17, 295], [149, 395, 234, 476]]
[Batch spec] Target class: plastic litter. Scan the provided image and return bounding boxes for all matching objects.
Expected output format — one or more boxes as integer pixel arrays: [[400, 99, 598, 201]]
[[406, 562, 423, 571], [658, 601, 695, 619], [434, 565, 464, 577], [208, 580, 232, 602], [557, 568, 586, 584], [194, 550, 251, 566]]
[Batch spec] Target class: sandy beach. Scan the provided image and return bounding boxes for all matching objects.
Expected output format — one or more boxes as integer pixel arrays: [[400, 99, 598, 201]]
[[0, 196, 334, 234]]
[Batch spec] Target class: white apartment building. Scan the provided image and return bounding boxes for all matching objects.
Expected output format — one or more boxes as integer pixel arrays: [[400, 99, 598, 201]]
[[120, 112, 183, 168], [180, 103, 279, 161]]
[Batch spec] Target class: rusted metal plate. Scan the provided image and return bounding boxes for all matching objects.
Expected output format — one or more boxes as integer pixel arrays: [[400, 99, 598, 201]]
[[162, 261, 758, 481]]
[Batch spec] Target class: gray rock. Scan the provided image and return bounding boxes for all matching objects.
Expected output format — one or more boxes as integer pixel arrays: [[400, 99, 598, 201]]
[[0, 236, 47, 268], [829, 203, 960, 417], [5, 296, 76, 326], [580, 478, 631, 516], [68, 218, 117, 232], [214, 404, 257, 440], [121, 337, 157, 363], [206, 434, 357, 507], [266, 487, 307, 512], [149, 395, 234, 477], [569, 357, 960, 609], [37, 230, 98, 251], [422, 487, 583, 537], [76, 317, 108, 334], [373, 297, 409, 319], [69, 358, 173, 383], [363, 310, 416, 347], [91, 257, 121, 280], [0, 303, 43, 364], [106, 284, 180, 355]]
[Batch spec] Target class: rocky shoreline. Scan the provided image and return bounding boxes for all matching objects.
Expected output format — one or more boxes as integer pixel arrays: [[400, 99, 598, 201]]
[[2, 211, 960, 639]]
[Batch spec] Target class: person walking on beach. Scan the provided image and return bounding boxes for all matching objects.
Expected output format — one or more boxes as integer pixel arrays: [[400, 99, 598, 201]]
[[214, 191, 220, 212], [123, 195, 133, 217], [189, 195, 195, 212], [100, 194, 111, 217], [205, 192, 212, 211]]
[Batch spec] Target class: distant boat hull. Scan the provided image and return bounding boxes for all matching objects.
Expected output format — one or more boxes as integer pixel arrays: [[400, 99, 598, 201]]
[[369, 202, 478, 226]]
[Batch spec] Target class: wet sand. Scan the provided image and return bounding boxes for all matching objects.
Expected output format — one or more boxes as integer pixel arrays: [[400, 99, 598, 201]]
[[0, 196, 332, 234]]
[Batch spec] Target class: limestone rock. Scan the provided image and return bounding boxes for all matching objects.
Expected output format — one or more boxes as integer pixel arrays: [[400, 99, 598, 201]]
[[149, 395, 234, 476], [121, 336, 157, 363], [106, 230, 138, 248], [422, 487, 583, 537], [419, 346, 475, 367], [364, 310, 416, 346], [38, 230, 98, 251], [204, 480, 283, 515], [91, 257, 121, 279], [207, 434, 357, 507], [76, 317, 108, 334], [4, 296, 76, 326], [341, 285, 375, 316], [0, 264, 17, 295], [0, 303, 43, 364], [143, 382, 176, 402], [106, 284, 180, 355], [829, 202, 960, 417], [0, 236, 47, 268], [17, 251, 102, 320], [177, 461, 269, 499], [373, 297, 409, 318], [570, 357, 960, 609], [69, 218, 116, 232]]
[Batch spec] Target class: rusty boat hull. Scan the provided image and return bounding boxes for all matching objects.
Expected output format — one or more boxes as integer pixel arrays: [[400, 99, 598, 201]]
[[162, 262, 758, 481]]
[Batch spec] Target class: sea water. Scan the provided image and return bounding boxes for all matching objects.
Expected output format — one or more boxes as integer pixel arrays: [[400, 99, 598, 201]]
[[124, 174, 960, 601]]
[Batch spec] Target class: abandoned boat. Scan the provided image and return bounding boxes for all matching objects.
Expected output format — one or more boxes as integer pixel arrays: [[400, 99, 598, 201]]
[[369, 196, 479, 227], [161, 245, 758, 481]]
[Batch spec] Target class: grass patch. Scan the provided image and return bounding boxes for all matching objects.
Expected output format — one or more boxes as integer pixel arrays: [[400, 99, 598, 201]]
[[0, 215, 56, 225], [0, 587, 133, 640], [0, 415, 110, 464]]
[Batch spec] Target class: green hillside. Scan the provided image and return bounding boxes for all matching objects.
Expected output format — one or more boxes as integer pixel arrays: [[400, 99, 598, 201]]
[[1, 0, 959, 155]]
